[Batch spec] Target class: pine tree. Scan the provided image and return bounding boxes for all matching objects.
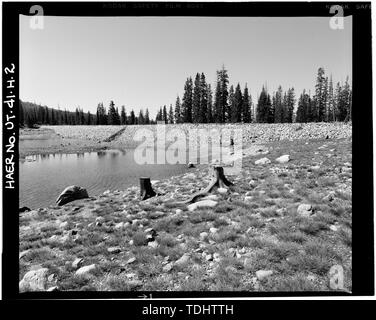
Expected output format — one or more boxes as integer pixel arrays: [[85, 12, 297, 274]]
[[121, 106, 127, 125], [327, 76, 334, 122], [19, 102, 24, 126], [199, 73, 208, 123], [214, 65, 229, 123], [168, 104, 174, 124], [256, 86, 271, 123], [206, 84, 213, 123], [130, 109, 136, 124], [108, 101, 120, 125], [242, 85, 251, 123], [315, 67, 326, 122], [274, 86, 284, 123], [285, 88, 295, 123], [174, 96, 182, 124], [192, 73, 201, 123], [228, 85, 235, 122], [163, 105, 168, 124], [233, 83, 243, 122], [145, 108, 150, 124], [182, 77, 193, 123]]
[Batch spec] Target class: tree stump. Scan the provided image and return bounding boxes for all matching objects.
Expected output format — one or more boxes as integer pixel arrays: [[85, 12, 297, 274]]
[[140, 177, 157, 200], [186, 166, 233, 203]]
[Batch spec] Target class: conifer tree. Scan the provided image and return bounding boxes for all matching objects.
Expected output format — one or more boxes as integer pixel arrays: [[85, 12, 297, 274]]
[[174, 96, 182, 124], [242, 85, 251, 123], [192, 73, 201, 123], [168, 104, 174, 124], [182, 77, 193, 123]]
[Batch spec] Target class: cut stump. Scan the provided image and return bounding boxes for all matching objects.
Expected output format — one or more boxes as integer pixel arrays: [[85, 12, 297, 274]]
[[186, 166, 233, 203], [140, 177, 157, 200]]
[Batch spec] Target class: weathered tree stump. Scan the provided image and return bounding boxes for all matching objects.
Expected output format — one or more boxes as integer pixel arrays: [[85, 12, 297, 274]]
[[140, 177, 157, 200], [185, 166, 233, 204]]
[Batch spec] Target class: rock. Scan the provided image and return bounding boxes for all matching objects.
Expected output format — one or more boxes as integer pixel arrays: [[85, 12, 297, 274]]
[[19, 250, 30, 260], [330, 225, 338, 232], [297, 204, 313, 217], [187, 162, 195, 168], [255, 157, 271, 165], [344, 162, 351, 167], [47, 286, 58, 292], [256, 270, 273, 281], [56, 185, 89, 206], [126, 257, 136, 264], [202, 194, 220, 201], [19, 268, 49, 292], [244, 258, 253, 269], [213, 253, 221, 262], [163, 263, 173, 272], [244, 196, 253, 203], [275, 155, 290, 163], [114, 222, 124, 229], [75, 264, 96, 275], [59, 221, 68, 229], [323, 192, 335, 202], [209, 227, 218, 234], [205, 253, 213, 261], [200, 232, 209, 240], [249, 179, 256, 186], [19, 206, 31, 213], [48, 274, 55, 282], [72, 258, 84, 269], [187, 199, 217, 211], [276, 208, 287, 215], [307, 274, 316, 282], [175, 253, 190, 266], [148, 241, 159, 248], [217, 188, 228, 194], [107, 247, 121, 254]]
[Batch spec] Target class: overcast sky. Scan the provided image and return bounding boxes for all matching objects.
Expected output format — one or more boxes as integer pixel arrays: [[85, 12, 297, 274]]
[[20, 16, 352, 117]]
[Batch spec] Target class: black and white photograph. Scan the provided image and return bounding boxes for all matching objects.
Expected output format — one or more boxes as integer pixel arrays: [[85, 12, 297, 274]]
[[1, 1, 373, 300]]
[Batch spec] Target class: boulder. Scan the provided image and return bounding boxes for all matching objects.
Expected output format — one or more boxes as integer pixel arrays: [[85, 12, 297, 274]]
[[275, 155, 290, 163], [297, 204, 313, 217], [175, 253, 190, 266], [19, 268, 49, 292], [255, 157, 271, 165], [255, 270, 273, 281], [56, 185, 89, 206], [75, 264, 96, 275], [187, 199, 217, 212]]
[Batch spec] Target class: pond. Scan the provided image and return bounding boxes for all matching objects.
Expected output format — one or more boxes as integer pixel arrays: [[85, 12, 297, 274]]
[[19, 149, 190, 209]]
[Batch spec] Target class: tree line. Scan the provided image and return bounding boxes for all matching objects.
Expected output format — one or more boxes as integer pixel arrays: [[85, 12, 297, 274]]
[[19, 101, 155, 127], [20, 66, 352, 127]]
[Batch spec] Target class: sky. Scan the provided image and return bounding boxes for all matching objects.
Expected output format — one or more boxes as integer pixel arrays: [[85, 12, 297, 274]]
[[20, 16, 352, 117]]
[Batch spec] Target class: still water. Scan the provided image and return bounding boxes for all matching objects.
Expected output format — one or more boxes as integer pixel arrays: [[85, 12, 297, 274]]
[[20, 149, 189, 209]]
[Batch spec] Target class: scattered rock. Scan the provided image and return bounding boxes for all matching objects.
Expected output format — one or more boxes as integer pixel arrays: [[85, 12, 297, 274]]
[[330, 225, 339, 232], [75, 264, 96, 275], [148, 241, 159, 248], [59, 221, 68, 229], [209, 227, 218, 234], [72, 258, 83, 269], [19, 250, 30, 260], [163, 263, 173, 272], [200, 232, 209, 240], [187, 199, 217, 211], [323, 192, 336, 202], [244, 196, 253, 203], [19, 268, 49, 292], [56, 185, 89, 206], [47, 286, 59, 292], [126, 257, 136, 264], [255, 157, 271, 165], [275, 155, 290, 163], [187, 162, 195, 168], [175, 209, 183, 215], [114, 222, 124, 229], [19, 206, 31, 213], [107, 247, 121, 254], [297, 204, 314, 217], [175, 253, 190, 266], [256, 270, 273, 281], [217, 188, 228, 194]]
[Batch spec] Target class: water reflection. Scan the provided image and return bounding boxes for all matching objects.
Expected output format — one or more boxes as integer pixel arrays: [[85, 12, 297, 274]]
[[20, 149, 188, 209]]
